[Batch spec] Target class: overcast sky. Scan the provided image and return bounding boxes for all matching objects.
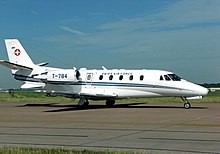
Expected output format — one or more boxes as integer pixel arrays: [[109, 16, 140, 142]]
[[0, 0, 220, 88]]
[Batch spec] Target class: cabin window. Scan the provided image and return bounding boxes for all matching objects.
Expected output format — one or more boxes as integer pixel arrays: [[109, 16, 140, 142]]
[[109, 75, 113, 80], [140, 75, 144, 81], [129, 75, 133, 81], [119, 75, 123, 80], [164, 75, 171, 81], [160, 75, 164, 81], [99, 75, 103, 80]]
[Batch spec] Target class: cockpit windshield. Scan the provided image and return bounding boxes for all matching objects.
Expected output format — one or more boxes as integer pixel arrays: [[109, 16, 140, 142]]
[[168, 74, 181, 81]]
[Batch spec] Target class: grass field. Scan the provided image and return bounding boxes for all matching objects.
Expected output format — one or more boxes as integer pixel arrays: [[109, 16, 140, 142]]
[[0, 91, 74, 103], [0, 147, 157, 154], [0, 91, 219, 104]]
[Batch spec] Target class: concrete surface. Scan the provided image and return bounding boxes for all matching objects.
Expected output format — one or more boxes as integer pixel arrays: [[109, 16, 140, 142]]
[[0, 102, 220, 153]]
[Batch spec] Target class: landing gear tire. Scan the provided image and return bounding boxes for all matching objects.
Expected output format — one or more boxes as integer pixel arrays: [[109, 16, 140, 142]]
[[83, 100, 89, 107], [184, 102, 191, 109], [181, 97, 191, 109], [106, 100, 115, 107], [78, 97, 89, 107]]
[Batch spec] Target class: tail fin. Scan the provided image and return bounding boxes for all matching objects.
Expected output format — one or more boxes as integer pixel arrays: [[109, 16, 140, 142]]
[[1, 39, 47, 89], [5, 39, 35, 68]]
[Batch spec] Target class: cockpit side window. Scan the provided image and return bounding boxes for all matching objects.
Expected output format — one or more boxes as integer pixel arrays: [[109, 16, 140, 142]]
[[164, 75, 171, 81], [168, 74, 181, 81], [160, 75, 164, 81]]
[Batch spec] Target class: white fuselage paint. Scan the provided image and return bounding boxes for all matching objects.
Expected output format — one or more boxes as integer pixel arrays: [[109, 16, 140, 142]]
[[39, 68, 208, 99]]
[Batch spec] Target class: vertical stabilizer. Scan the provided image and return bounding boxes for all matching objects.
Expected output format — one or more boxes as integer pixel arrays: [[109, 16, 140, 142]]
[[5, 39, 35, 68]]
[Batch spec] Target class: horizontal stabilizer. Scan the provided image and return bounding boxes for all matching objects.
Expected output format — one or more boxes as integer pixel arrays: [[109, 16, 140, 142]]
[[21, 82, 45, 89], [0, 60, 33, 70]]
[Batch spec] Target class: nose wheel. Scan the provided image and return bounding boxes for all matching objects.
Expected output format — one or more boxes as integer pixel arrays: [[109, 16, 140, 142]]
[[184, 102, 191, 109], [181, 97, 191, 109]]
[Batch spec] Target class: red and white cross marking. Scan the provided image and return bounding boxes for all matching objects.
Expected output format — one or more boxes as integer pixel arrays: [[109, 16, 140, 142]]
[[14, 49, 21, 56]]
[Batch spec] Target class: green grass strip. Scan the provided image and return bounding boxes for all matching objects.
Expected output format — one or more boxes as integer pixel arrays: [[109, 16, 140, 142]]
[[0, 146, 159, 154], [0, 91, 220, 103]]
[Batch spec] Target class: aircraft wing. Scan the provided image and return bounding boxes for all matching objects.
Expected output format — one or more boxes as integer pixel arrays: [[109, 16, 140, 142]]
[[47, 91, 118, 99], [0, 60, 33, 70], [80, 92, 118, 99], [79, 88, 118, 99]]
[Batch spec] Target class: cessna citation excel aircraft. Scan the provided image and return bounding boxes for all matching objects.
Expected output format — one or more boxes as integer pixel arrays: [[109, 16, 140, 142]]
[[0, 39, 208, 109]]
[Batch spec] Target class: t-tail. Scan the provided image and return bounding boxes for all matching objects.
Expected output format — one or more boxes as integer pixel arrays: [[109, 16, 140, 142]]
[[0, 39, 35, 74], [6, 39, 35, 67], [0, 39, 48, 89]]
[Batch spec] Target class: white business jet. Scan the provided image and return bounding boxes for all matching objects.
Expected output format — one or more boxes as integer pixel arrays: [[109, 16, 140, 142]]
[[0, 39, 208, 109]]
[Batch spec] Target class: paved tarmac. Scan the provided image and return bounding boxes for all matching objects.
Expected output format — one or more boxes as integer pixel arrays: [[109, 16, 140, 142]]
[[0, 101, 220, 153]]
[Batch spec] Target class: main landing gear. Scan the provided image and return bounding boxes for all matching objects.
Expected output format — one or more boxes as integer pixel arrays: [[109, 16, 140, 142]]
[[106, 100, 115, 107], [77, 97, 116, 108], [78, 97, 89, 107], [181, 97, 191, 109]]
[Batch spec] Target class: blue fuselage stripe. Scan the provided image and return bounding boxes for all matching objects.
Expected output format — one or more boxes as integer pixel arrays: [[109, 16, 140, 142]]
[[14, 74, 181, 90]]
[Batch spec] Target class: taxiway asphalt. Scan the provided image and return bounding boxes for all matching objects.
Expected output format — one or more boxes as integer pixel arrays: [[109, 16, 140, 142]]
[[0, 102, 220, 153]]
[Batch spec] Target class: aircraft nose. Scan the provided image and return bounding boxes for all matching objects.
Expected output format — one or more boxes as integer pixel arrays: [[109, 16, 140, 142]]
[[199, 86, 209, 96], [186, 82, 209, 96]]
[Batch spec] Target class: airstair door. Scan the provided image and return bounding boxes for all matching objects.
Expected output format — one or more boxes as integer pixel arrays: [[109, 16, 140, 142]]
[[86, 73, 93, 85]]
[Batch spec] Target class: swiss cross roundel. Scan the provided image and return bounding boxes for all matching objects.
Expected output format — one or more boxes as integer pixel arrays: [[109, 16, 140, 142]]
[[14, 49, 21, 56]]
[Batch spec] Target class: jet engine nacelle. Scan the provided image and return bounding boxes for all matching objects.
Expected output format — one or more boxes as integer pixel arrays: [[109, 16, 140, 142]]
[[46, 69, 79, 82]]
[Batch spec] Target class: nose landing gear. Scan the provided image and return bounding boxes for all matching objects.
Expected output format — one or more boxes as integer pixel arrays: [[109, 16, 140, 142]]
[[181, 97, 191, 109]]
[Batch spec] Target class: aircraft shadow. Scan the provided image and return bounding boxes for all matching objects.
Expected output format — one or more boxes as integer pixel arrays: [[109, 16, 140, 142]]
[[21, 102, 208, 112]]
